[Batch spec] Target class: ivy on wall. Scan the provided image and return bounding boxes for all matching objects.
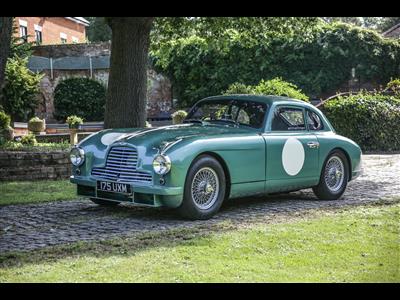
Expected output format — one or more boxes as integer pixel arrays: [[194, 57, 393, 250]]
[[152, 23, 400, 108]]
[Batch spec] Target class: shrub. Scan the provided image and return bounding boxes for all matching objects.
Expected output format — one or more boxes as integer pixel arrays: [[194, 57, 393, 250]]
[[0, 111, 11, 130], [224, 78, 309, 101], [66, 115, 84, 129], [1, 56, 43, 122], [171, 110, 188, 124], [54, 77, 106, 121], [386, 78, 400, 96], [20, 133, 37, 146], [152, 23, 400, 107], [28, 116, 45, 133], [323, 92, 400, 151]]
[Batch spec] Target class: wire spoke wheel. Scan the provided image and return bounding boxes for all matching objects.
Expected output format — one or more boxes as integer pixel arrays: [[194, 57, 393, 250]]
[[191, 167, 220, 210], [324, 155, 345, 193]]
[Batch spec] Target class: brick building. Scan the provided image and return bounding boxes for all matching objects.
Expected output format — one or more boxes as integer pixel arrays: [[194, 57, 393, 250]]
[[14, 17, 89, 45]]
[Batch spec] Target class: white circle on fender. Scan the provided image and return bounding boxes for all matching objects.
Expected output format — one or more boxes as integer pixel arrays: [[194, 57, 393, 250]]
[[101, 132, 124, 146], [282, 137, 305, 176]]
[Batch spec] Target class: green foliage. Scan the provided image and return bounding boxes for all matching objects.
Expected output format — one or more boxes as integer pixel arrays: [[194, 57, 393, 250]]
[[9, 23, 34, 58], [20, 133, 37, 146], [171, 110, 188, 124], [323, 92, 400, 151], [152, 23, 400, 107], [1, 56, 43, 122], [54, 77, 106, 121], [66, 115, 84, 129], [0, 111, 11, 129], [85, 17, 112, 42], [386, 78, 400, 95], [0, 140, 70, 152], [151, 17, 321, 47], [225, 78, 309, 101]]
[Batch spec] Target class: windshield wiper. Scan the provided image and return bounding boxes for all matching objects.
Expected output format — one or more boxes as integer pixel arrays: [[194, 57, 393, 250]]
[[183, 119, 204, 125], [209, 119, 239, 127]]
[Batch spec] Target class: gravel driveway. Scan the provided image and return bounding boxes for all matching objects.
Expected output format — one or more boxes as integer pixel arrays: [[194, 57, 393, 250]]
[[1, 154, 399, 253]]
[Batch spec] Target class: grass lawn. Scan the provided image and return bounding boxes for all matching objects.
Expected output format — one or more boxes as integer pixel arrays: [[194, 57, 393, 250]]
[[0, 180, 78, 206], [0, 203, 398, 282]]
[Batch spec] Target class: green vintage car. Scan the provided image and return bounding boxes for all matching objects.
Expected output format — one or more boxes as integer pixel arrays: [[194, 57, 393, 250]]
[[70, 95, 362, 220]]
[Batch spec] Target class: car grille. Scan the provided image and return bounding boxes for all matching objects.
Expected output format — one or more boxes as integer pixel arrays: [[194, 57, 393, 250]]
[[91, 146, 153, 183]]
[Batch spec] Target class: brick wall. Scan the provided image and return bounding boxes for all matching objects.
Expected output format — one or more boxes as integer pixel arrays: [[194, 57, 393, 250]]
[[0, 151, 72, 181], [14, 17, 87, 44]]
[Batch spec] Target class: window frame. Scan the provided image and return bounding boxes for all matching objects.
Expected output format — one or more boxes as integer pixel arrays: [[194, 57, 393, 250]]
[[305, 109, 324, 132], [19, 25, 28, 42], [269, 105, 307, 132]]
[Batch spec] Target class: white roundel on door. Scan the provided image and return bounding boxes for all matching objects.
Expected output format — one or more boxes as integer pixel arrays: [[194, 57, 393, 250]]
[[282, 137, 305, 176]]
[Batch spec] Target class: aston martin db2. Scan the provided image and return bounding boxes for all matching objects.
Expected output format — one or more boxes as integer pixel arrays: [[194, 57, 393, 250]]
[[70, 95, 362, 219]]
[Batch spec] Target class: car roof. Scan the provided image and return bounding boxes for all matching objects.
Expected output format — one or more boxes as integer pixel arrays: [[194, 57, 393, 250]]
[[201, 94, 307, 106]]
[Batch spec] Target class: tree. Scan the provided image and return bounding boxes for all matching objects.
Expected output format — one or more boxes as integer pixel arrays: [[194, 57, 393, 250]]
[[0, 17, 13, 101], [104, 17, 154, 128], [85, 17, 112, 42]]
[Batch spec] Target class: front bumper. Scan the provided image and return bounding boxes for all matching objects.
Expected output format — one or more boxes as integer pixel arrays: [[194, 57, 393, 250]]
[[70, 175, 183, 208]]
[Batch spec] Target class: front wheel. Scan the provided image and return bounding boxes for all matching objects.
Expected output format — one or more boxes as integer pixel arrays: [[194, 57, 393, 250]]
[[178, 155, 226, 220], [312, 150, 349, 200]]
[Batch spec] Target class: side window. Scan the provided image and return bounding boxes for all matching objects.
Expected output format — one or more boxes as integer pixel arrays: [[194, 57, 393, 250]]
[[271, 107, 305, 131], [307, 110, 323, 131]]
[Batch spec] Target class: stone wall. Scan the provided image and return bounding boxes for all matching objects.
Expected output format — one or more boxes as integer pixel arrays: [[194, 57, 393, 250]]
[[0, 151, 71, 181], [31, 43, 173, 122]]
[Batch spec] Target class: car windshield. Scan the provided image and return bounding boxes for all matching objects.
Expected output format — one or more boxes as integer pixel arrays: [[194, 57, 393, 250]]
[[185, 99, 268, 129]]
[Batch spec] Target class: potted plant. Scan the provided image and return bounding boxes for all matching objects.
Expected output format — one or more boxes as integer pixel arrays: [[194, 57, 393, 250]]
[[0, 111, 14, 142], [28, 116, 46, 134], [66, 115, 84, 145], [171, 110, 188, 124], [66, 115, 84, 130]]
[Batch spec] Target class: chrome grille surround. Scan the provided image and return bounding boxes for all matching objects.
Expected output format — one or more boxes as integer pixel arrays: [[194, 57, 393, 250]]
[[91, 146, 153, 184]]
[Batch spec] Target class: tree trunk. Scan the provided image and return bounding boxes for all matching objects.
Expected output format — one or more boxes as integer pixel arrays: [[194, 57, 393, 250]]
[[0, 17, 13, 99], [104, 17, 154, 129]]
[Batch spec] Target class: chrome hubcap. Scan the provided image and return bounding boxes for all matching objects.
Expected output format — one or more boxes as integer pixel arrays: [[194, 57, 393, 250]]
[[191, 167, 219, 210], [324, 156, 345, 193]]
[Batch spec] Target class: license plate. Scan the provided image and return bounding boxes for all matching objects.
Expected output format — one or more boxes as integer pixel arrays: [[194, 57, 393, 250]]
[[96, 181, 132, 194]]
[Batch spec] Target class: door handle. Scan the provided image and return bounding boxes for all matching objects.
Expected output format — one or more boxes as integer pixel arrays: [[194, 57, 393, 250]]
[[307, 141, 320, 149]]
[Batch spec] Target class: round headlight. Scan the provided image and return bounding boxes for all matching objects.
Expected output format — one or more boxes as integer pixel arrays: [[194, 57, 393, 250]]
[[152, 154, 171, 175], [70, 147, 85, 166]]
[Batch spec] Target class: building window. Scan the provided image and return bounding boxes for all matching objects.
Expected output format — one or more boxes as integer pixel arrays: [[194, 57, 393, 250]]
[[60, 32, 67, 44], [18, 19, 28, 42], [34, 25, 42, 45], [19, 25, 28, 42]]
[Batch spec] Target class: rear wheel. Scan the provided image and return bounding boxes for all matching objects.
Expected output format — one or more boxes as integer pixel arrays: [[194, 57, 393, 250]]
[[312, 150, 349, 200], [90, 198, 120, 206], [178, 155, 226, 220]]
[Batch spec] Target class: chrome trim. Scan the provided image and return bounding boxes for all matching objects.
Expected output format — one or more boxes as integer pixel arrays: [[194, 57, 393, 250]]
[[91, 146, 153, 184]]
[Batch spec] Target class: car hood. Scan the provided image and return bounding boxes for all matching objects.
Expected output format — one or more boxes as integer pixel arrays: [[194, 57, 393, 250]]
[[93, 123, 258, 151]]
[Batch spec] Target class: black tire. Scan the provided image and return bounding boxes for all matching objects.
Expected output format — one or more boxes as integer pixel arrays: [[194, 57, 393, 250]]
[[90, 198, 120, 206], [177, 155, 226, 220], [312, 150, 349, 200]]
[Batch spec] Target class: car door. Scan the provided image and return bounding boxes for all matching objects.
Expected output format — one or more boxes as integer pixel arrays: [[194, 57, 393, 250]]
[[262, 105, 320, 193]]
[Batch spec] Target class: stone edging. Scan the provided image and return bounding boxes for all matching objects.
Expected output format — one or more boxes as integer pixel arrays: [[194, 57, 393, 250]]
[[0, 150, 71, 181]]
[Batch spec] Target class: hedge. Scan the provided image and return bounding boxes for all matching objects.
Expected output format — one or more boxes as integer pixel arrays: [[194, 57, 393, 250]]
[[323, 92, 400, 151], [152, 23, 400, 107], [224, 78, 309, 101], [54, 77, 106, 122]]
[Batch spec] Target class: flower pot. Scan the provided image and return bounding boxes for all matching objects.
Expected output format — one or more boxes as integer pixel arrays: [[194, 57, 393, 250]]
[[28, 119, 45, 133]]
